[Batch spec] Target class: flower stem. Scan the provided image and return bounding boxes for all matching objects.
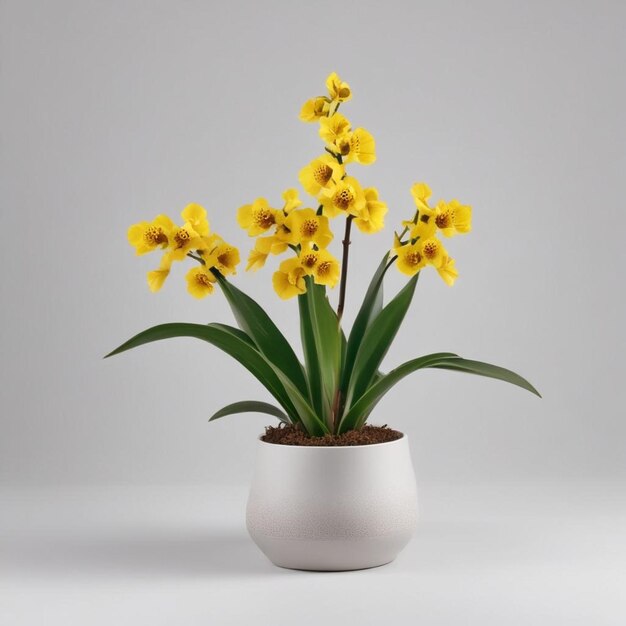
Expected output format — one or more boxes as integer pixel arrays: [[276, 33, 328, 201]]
[[337, 215, 354, 321]]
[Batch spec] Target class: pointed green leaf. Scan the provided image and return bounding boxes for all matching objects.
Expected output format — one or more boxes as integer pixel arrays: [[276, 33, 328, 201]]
[[215, 275, 309, 397], [105, 322, 299, 421], [209, 400, 290, 423], [339, 352, 459, 432], [302, 278, 342, 425], [429, 358, 541, 397], [345, 274, 419, 409], [298, 287, 325, 418], [341, 254, 390, 392], [339, 353, 540, 432]]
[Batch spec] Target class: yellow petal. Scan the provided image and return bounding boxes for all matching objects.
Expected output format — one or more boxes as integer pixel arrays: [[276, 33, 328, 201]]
[[282, 188, 302, 213], [437, 256, 458, 286], [319, 113, 352, 146], [353, 187, 387, 234], [346, 128, 376, 165], [146, 267, 170, 292], [411, 182, 432, 211], [181, 203, 209, 237], [246, 248, 268, 272]]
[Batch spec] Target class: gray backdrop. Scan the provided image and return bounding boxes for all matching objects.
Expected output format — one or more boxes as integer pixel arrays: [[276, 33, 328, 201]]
[[3, 2, 626, 624], [2, 1, 624, 489]]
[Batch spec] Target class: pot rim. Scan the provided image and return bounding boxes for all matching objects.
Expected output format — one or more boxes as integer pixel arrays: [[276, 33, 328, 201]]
[[256, 431, 406, 450]]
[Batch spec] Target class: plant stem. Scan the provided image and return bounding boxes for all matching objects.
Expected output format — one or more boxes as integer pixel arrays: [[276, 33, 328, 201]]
[[337, 215, 353, 321]]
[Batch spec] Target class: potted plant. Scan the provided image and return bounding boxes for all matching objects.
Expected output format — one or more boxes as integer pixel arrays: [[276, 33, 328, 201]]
[[107, 72, 540, 571]]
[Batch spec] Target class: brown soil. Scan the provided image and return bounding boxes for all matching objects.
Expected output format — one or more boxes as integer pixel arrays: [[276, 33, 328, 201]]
[[261, 424, 403, 446]]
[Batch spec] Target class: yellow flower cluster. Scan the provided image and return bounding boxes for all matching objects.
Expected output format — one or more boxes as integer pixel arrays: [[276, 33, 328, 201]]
[[238, 72, 388, 299], [127, 204, 240, 298], [392, 183, 472, 286]]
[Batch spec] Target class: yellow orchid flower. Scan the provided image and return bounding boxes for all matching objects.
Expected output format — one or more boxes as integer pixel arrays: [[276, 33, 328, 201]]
[[420, 237, 447, 268], [436, 200, 472, 237], [245, 236, 286, 272], [353, 188, 388, 234], [127, 214, 176, 255], [181, 203, 210, 237], [437, 255, 458, 286], [299, 96, 331, 122], [168, 221, 205, 261], [185, 266, 216, 299], [326, 72, 352, 102], [237, 198, 277, 236], [319, 176, 366, 218], [394, 241, 426, 276], [319, 113, 352, 147], [311, 248, 341, 287], [272, 257, 307, 299], [319, 114, 376, 165], [284, 208, 333, 249], [203, 242, 240, 276], [299, 155, 345, 197], [299, 247, 341, 288], [337, 128, 376, 165], [410, 200, 472, 240]]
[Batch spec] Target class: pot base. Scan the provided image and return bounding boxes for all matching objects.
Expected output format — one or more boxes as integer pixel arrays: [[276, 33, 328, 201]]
[[248, 531, 413, 571]]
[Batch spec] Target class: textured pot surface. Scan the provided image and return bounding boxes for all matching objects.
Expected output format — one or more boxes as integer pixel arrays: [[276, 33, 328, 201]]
[[246, 434, 418, 571]]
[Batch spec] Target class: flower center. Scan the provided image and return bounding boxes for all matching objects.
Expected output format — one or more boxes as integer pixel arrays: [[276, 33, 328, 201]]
[[314, 99, 327, 115], [435, 212, 451, 229], [337, 138, 351, 156], [423, 241, 439, 259], [144, 226, 167, 246], [317, 261, 331, 276], [301, 219, 318, 237], [254, 209, 275, 229], [196, 273, 212, 287], [218, 249, 234, 266], [174, 229, 191, 248], [313, 163, 333, 186], [334, 188, 354, 210], [301, 252, 318, 268], [405, 251, 422, 267]]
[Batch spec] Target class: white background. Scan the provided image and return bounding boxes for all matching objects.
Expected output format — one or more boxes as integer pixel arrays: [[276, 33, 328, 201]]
[[2, 0, 625, 623]]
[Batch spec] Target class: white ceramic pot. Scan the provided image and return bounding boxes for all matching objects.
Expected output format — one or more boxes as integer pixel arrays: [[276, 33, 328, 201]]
[[246, 434, 418, 571]]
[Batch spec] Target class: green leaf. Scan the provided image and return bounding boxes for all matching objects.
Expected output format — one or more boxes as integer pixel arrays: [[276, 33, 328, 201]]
[[276, 368, 331, 435], [298, 288, 325, 418], [209, 400, 290, 423], [429, 357, 541, 397], [215, 275, 309, 397], [339, 353, 540, 432], [300, 278, 342, 428], [345, 274, 419, 410], [341, 254, 390, 393], [208, 323, 256, 346], [105, 322, 300, 421], [339, 352, 459, 432]]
